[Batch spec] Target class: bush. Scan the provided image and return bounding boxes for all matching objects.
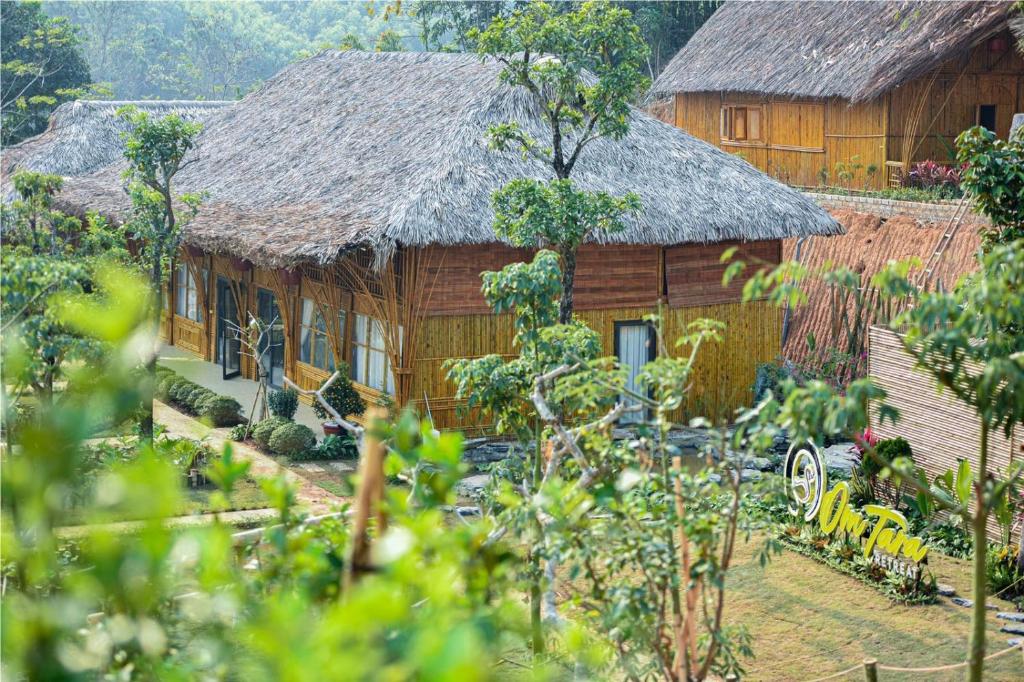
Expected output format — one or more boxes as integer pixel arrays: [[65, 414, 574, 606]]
[[290, 433, 358, 461], [873, 437, 913, 470], [228, 423, 250, 441], [187, 387, 216, 412], [201, 396, 243, 427], [169, 380, 199, 404], [986, 544, 1024, 599], [312, 365, 366, 422], [252, 416, 290, 450], [156, 375, 178, 401], [268, 422, 317, 458], [268, 388, 299, 421]]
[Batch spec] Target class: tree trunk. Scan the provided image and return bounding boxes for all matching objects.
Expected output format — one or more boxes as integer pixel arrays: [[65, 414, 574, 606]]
[[967, 420, 989, 682], [558, 247, 577, 324], [140, 246, 163, 443]]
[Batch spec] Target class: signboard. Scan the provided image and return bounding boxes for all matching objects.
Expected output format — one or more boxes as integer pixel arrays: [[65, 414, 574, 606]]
[[784, 440, 930, 579]]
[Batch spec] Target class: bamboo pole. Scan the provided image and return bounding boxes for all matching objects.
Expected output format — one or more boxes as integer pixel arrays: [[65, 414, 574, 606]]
[[343, 405, 388, 592]]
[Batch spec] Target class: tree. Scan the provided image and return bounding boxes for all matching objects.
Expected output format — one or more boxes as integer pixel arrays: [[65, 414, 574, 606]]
[[872, 242, 1024, 682], [956, 125, 1024, 250], [474, 0, 649, 323], [1, 0, 92, 145], [118, 105, 203, 440]]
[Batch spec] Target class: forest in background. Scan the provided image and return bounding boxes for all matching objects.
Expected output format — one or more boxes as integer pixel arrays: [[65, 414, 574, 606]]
[[42, 0, 718, 99]]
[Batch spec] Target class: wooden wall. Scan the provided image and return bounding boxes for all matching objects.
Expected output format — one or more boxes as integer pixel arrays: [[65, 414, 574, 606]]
[[671, 30, 1023, 191], [164, 242, 784, 434], [869, 327, 1020, 540], [666, 239, 780, 308]]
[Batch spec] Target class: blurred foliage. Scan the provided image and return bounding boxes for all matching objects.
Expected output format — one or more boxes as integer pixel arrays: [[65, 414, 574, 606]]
[[956, 125, 1024, 249], [1, 270, 537, 680]]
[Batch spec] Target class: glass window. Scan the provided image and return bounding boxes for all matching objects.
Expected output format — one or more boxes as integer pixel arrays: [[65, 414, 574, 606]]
[[721, 105, 764, 143], [174, 265, 202, 323], [350, 313, 400, 394], [299, 298, 337, 372]]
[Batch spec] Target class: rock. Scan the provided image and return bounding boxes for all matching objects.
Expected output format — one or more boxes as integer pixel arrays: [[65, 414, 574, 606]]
[[1000, 624, 1024, 636], [951, 597, 973, 608], [1008, 638, 1022, 647], [455, 506, 481, 517], [937, 584, 956, 597], [822, 443, 860, 473], [455, 474, 491, 498], [997, 612, 1024, 623], [748, 456, 774, 472], [740, 469, 762, 483]]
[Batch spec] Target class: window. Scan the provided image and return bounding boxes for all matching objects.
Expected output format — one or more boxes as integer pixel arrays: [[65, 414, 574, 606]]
[[976, 104, 997, 132], [721, 105, 763, 143], [299, 298, 345, 372], [350, 313, 402, 395], [174, 265, 203, 323]]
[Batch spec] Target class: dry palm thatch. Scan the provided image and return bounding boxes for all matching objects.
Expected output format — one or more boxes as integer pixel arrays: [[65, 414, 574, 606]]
[[1, 99, 228, 201], [45, 50, 838, 270], [651, 1, 1013, 102]]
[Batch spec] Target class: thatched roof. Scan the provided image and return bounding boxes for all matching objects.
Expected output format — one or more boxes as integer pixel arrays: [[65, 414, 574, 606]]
[[2, 100, 229, 200], [652, 1, 1014, 102], [53, 51, 839, 268]]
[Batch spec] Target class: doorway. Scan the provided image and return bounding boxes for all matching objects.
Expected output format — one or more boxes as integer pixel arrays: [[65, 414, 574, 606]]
[[614, 321, 656, 424], [215, 276, 241, 379], [256, 288, 285, 388]]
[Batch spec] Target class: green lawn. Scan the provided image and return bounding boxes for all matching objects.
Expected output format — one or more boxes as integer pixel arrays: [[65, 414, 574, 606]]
[[722, 540, 1022, 681], [181, 475, 268, 515]]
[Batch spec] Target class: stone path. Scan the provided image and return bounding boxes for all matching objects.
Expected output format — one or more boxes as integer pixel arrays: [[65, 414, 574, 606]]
[[156, 400, 346, 513], [57, 507, 279, 539]]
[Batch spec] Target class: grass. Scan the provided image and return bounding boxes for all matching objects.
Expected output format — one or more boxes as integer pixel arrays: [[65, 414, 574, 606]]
[[181, 475, 268, 515], [721, 539, 1022, 681]]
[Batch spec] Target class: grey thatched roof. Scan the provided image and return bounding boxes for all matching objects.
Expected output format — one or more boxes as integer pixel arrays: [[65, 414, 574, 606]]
[[652, 1, 1014, 102], [2, 100, 229, 200], [56, 51, 839, 268]]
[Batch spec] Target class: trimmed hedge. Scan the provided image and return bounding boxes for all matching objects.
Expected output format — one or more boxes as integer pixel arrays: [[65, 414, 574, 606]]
[[252, 416, 291, 450], [156, 367, 243, 426], [268, 388, 299, 421], [268, 422, 317, 458]]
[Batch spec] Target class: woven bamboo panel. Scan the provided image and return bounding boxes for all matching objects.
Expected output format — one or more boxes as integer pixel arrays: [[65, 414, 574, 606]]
[[171, 316, 205, 357], [411, 300, 781, 434]]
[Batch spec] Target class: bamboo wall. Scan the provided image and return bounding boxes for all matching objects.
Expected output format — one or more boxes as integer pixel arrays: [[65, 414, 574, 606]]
[[411, 300, 781, 435], [869, 326, 1020, 540], [672, 30, 1023, 191], [163, 242, 784, 434]]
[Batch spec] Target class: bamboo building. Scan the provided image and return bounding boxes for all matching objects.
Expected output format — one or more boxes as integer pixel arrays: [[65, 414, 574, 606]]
[[652, 1, 1024, 189], [5, 50, 842, 431]]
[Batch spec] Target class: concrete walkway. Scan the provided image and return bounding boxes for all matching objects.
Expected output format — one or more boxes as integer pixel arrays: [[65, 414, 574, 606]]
[[155, 400, 345, 513], [158, 345, 323, 433]]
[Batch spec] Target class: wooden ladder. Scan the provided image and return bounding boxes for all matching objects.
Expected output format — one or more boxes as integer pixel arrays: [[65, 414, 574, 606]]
[[914, 195, 968, 292]]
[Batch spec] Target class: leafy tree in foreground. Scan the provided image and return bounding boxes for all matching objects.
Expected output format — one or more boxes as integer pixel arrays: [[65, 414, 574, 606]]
[[1, 269, 542, 680], [873, 242, 1024, 682], [956, 125, 1024, 249], [118, 105, 203, 440], [473, 0, 648, 323], [0, 0, 92, 146]]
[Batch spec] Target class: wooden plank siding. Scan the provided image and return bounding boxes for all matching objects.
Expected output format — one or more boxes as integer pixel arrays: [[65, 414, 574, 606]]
[[670, 30, 1022, 192], [868, 327, 1020, 541], [666, 240, 781, 308]]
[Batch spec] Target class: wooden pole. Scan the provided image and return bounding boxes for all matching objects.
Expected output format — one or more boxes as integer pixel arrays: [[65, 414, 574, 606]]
[[863, 658, 878, 682], [343, 405, 388, 593]]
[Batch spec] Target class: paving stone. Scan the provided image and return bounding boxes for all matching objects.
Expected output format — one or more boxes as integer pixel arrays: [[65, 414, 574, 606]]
[[1007, 638, 1022, 647], [997, 612, 1024, 623], [455, 474, 491, 498], [936, 584, 956, 597], [1000, 624, 1024, 636]]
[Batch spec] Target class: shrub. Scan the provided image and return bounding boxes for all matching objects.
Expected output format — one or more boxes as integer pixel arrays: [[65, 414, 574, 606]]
[[291, 433, 358, 461], [155, 375, 178, 401], [187, 387, 216, 412], [201, 396, 243, 427], [252, 416, 290, 450], [268, 388, 299, 421], [228, 424, 250, 441], [986, 544, 1024, 599], [169, 380, 199, 404], [873, 437, 913, 470], [312, 365, 366, 422], [268, 422, 317, 458]]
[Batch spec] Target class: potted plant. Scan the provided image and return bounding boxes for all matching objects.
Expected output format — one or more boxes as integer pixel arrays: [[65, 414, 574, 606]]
[[312, 363, 366, 436]]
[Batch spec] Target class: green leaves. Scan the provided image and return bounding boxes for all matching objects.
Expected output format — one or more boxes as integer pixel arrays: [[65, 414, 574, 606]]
[[492, 177, 640, 251], [956, 125, 1024, 249]]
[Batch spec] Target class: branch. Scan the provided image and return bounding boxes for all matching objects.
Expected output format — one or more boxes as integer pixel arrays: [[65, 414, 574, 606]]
[[283, 371, 364, 446]]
